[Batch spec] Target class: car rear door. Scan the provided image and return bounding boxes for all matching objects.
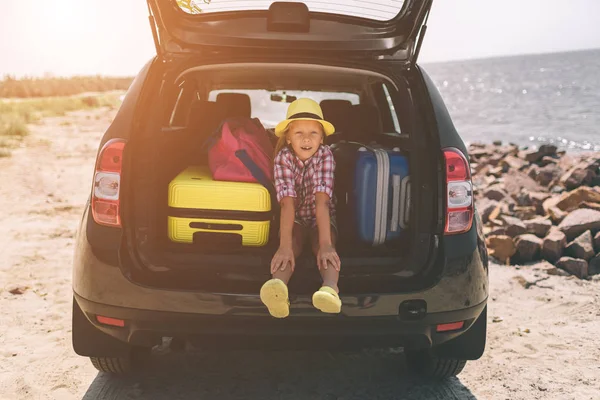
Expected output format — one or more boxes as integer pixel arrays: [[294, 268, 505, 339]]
[[147, 0, 432, 63]]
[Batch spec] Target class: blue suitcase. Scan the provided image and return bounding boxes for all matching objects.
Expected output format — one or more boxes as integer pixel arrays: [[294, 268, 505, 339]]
[[354, 147, 410, 246]]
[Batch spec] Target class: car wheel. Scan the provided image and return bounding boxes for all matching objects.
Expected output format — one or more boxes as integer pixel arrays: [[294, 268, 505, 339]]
[[90, 356, 132, 374], [405, 349, 467, 379], [90, 346, 150, 375]]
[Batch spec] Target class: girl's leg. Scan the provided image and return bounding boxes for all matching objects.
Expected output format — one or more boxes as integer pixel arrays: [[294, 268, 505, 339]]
[[272, 222, 306, 284], [261, 223, 307, 318], [310, 226, 339, 292]]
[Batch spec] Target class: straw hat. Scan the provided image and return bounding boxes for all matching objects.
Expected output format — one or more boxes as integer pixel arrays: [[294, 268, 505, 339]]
[[274, 98, 335, 137]]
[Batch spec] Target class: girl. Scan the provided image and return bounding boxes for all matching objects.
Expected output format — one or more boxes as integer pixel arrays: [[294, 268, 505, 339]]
[[260, 98, 341, 318]]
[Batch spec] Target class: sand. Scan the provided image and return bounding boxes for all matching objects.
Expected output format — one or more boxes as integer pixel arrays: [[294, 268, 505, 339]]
[[0, 109, 598, 400]]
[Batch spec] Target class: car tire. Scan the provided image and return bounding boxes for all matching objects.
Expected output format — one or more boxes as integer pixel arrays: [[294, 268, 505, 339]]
[[90, 346, 150, 375], [90, 356, 133, 374], [405, 349, 467, 379]]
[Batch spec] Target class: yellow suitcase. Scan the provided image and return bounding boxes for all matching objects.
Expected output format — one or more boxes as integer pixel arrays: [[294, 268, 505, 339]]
[[168, 166, 272, 247]]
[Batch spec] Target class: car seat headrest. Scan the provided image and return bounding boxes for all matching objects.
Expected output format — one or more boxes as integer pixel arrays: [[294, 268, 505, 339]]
[[319, 99, 353, 134], [216, 92, 252, 118], [347, 104, 383, 143], [187, 100, 226, 131]]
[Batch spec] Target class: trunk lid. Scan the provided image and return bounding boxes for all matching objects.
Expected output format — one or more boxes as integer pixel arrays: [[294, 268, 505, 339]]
[[147, 0, 431, 62]]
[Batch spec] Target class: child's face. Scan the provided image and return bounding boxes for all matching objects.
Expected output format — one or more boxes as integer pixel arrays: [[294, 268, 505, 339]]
[[286, 120, 325, 161]]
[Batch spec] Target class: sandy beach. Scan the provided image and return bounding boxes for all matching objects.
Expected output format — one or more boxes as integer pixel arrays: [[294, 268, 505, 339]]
[[0, 108, 599, 400]]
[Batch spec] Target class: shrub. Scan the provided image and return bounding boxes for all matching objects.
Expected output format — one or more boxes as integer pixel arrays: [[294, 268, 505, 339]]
[[0, 114, 29, 137]]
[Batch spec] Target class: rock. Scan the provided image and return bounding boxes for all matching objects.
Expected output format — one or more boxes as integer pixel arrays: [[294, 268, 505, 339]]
[[493, 140, 502, 146], [513, 191, 532, 207], [488, 203, 503, 222], [488, 227, 507, 236], [539, 144, 558, 157], [476, 199, 500, 224], [8, 286, 29, 295], [502, 215, 527, 237], [545, 266, 571, 276], [519, 149, 543, 163], [469, 148, 492, 158], [555, 186, 600, 212], [469, 142, 487, 149], [499, 144, 520, 157], [528, 192, 551, 214], [565, 230, 595, 261], [472, 174, 493, 193], [486, 235, 517, 263], [483, 184, 508, 201], [527, 164, 540, 180], [589, 254, 600, 276], [543, 195, 561, 214], [541, 230, 567, 263], [501, 155, 528, 171], [595, 231, 600, 252], [536, 164, 562, 186], [548, 206, 567, 224], [488, 154, 506, 167], [514, 234, 543, 262], [488, 166, 505, 178], [555, 257, 588, 279], [524, 217, 552, 237], [539, 156, 558, 167], [560, 163, 595, 190], [550, 185, 564, 194], [581, 202, 600, 212], [558, 209, 600, 240], [513, 206, 538, 221], [503, 170, 545, 196]]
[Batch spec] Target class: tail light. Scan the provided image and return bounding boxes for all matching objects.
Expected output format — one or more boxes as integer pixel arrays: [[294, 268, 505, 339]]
[[92, 139, 126, 227], [443, 148, 473, 234], [436, 321, 465, 332]]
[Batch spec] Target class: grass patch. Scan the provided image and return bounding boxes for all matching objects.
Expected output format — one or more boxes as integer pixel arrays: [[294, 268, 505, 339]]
[[0, 75, 132, 98], [0, 92, 123, 155]]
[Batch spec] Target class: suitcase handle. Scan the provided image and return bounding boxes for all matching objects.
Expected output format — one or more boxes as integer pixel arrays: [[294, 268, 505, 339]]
[[390, 174, 401, 232], [399, 176, 411, 229]]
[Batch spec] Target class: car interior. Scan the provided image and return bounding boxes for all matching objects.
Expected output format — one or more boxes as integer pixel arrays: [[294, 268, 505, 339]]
[[125, 63, 427, 292]]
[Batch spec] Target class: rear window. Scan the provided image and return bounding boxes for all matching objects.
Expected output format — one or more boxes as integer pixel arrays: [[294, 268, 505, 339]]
[[176, 0, 406, 21], [209, 90, 359, 128]]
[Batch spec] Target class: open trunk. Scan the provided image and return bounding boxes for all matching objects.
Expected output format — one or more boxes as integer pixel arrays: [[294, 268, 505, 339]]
[[123, 61, 440, 294]]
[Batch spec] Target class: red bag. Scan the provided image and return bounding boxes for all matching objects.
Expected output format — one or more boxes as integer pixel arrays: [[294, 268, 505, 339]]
[[208, 118, 274, 183]]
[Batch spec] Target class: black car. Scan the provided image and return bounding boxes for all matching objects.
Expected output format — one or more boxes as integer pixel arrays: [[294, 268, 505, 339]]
[[72, 0, 488, 378]]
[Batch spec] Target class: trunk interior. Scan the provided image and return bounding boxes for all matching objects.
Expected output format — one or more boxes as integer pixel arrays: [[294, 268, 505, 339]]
[[124, 61, 439, 294]]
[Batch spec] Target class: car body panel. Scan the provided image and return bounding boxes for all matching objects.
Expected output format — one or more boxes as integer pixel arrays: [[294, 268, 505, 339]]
[[74, 208, 487, 317]]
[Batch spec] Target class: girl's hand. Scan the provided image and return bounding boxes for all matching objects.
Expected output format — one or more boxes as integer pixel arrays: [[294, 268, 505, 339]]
[[317, 244, 341, 271], [271, 246, 295, 273]]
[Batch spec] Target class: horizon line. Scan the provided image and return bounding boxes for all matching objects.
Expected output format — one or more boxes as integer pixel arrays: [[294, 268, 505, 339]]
[[3, 46, 600, 80]]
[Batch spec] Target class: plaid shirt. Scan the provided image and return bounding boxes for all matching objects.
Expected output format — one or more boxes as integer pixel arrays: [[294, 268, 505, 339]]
[[274, 145, 336, 227]]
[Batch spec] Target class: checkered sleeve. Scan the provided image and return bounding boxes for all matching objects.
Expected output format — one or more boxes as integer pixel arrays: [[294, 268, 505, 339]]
[[274, 149, 297, 202], [313, 146, 335, 199]]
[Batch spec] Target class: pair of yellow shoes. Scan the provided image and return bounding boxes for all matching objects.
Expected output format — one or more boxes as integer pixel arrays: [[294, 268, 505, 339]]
[[260, 278, 341, 318]]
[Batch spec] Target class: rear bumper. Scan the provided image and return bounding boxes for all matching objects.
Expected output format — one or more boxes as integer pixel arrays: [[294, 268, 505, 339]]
[[74, 293, 486, 350], [73, 207, 489, 351]]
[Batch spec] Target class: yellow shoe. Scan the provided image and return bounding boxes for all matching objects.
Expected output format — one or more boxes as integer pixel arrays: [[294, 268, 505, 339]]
[[312, 286, 342, 314], [260, 279, 290, 318]]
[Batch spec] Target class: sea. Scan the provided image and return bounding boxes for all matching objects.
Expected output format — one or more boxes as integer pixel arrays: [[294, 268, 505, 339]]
[[422, 48, 600, 152]]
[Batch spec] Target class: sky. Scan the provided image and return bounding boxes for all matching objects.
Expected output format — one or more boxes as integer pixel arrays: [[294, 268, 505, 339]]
[[0, 0, 599, 77]]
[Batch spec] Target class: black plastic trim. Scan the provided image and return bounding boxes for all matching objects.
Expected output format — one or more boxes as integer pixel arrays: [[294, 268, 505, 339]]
[[74, 292, 487, 351], [169, 207, 272, 221]]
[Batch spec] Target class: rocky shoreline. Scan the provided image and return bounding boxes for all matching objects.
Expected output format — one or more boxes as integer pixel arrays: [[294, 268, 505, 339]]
[[470, 141, 600, 279]]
